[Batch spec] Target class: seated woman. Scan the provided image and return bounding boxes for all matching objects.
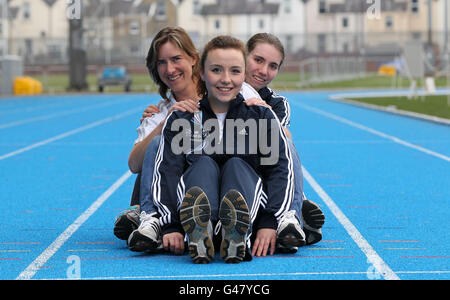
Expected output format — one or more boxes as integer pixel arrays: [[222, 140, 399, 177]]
[[152, 35, 294, 264], [244, 33, 325, 256]]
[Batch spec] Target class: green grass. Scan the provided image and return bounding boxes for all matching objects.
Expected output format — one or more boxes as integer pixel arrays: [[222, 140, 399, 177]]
[[347, 95, 450, 119], [33, 73, 158, 94], [29, 72, 450, 94]]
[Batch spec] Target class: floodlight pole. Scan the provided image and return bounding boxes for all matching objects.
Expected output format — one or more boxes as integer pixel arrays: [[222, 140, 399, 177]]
[[425, 0, 434, 76], [68, 1, 88, 91], [104, 0, 111, 65], [426, 0, 432, 45], [445, 0, 448, 53], [2, 0, 8, 55]]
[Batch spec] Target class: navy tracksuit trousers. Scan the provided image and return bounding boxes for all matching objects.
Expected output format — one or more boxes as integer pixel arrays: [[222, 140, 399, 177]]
[[181, 156, 261, 244]]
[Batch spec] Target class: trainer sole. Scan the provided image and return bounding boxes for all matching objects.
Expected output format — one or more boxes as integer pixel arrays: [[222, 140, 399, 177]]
[[219, 190, 250, 264], [127, 230, 159, 252], [302, 199, 325, 245], [180, 187, 214, 264], [114, 214, 139, 241], [302, 200, 325, 229], [277, 223, 306, 248]]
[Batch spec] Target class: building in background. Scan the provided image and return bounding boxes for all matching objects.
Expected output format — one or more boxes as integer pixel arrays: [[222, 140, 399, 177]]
[[6, 0, 68, 64], [0, 0, 447, 73], [177, 0, 305, 52], [365, 0, 439, 56]]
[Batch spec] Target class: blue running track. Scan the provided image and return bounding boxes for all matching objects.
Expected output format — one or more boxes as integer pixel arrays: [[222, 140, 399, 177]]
[[0, 91, 448, 280]]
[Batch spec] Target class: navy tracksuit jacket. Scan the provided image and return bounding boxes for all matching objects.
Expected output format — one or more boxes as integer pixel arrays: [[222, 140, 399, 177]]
[[152, 93, 294, 236], [258, 86, 291, 128]]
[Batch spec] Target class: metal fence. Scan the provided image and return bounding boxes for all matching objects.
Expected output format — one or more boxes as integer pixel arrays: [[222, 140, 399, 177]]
[[1, 31, 449, 92]]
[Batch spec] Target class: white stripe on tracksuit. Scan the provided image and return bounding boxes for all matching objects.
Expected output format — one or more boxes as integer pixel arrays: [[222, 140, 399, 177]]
[[176, 176, 185, 211], [265, 106, 295, 222], [281, 98, 291, 127], [245, 177, 264, 248], [151, 111, 175, 227]]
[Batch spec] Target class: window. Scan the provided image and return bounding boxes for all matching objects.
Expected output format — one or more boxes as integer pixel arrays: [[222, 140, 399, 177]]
[[156, 0, 166, 20], [215, 19, 220, 30], [342, 17, 348, 28], [411, 0, 419, 13], [48, 44, 62, 59], [412, 32, 421, 40], [193, 0, 200, 15], [319, 0, 326, 14], [385, 16, 393, 29], [129, 21, 140, 35], [286, 35, 293, 53], [23, 2, 31, 20], [342, 43, 349, 53], [130, 45, 139, 54], [259, 19, 264, 29], [284, 0, 291, 14], [318, 34, 326, 53]]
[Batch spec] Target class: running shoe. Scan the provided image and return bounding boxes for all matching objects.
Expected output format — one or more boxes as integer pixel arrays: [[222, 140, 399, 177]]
[[113, 205, 140, 240], [277, 210, 306, 249], [180, 187, 215, 264], [302, 199, 325, 245], [128, 211, 162, 252], [219, 190, 250, 264]]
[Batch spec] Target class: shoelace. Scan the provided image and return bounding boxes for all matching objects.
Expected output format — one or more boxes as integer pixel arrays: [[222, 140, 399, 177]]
[[214, 220, 222, 236], [139, 212, 160, 233]]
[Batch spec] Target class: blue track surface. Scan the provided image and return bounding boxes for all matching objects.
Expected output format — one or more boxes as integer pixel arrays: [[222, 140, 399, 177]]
[[0, 91, 449, 280]]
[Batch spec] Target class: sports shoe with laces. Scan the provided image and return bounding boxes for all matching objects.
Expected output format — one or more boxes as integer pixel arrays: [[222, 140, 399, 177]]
[[180, 187, 215, 264], [113, 205, 140, 240], [277, 210, 306, 250], [127, 211, 162, 252], [301, 199, 325, 245], [219, 190, 250, 264]]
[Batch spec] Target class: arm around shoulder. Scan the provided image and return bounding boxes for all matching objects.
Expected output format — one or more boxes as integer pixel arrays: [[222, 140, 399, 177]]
[[128, 121, 164, 173]]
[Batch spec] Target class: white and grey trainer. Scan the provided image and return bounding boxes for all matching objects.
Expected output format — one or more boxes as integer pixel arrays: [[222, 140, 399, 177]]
[[277, 210, 306, 250], [128, 211, 162, 253]]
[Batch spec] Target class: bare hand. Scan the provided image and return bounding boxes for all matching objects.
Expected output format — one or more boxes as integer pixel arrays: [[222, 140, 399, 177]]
[[168, 99, 200, 114], [251, 228, 276, 257], [245, 97, 270, 108], [140, 104, 160, 123], [163, 232, 185, 255]]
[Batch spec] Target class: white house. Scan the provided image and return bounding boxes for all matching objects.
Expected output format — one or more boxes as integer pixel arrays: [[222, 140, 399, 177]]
[[7, 0, 69, 63], [176, 0, 306, 52]]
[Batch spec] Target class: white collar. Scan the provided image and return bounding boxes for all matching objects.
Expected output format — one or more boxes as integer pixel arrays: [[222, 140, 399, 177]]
[[168, 93, 177, 106]]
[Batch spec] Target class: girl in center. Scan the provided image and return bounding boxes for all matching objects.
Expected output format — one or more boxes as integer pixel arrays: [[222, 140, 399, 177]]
[[152, 36, 294, 264]]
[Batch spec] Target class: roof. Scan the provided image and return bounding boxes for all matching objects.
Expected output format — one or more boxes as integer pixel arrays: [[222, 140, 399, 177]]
[[201, 0, 279, 16], [83, 0, 151, 18], [328, 0, 407, 13]]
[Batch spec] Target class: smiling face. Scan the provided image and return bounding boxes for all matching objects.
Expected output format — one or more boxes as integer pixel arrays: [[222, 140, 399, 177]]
[[246, 42, 283, 91], [156, 41, 197, 99], [201, 48, 246, 113]]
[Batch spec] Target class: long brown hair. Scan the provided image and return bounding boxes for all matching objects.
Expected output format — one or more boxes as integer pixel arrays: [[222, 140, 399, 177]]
[[146, 27, 202, 100]]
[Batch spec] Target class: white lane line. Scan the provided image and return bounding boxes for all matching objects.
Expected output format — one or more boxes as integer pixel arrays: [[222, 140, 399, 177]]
[[294, 102, 450, 162], [0, 98, 133, 130], [0, 106, 143, 161], [38, 270, 450, 280], [302, 166, 400, 280], [16, 170, 132, 280]]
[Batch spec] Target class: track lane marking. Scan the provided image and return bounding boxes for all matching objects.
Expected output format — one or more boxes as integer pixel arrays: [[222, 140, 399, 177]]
[[294, 102, 450, 162], [0, 107, 143, 161], [16, 171, 132, 280], [302, 166, 400, 280]]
